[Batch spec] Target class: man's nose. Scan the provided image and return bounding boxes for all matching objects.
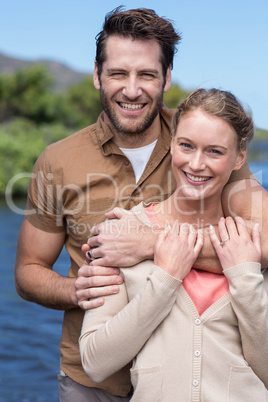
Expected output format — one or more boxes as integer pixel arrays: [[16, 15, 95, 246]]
[[122, 77, 142, 99]]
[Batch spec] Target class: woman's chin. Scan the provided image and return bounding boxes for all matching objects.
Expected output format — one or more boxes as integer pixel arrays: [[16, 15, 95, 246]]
[[178, 188, 207, 202]]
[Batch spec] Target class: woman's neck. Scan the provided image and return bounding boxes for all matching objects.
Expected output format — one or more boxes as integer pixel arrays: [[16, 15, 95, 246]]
[[153, 191, 224, 229]]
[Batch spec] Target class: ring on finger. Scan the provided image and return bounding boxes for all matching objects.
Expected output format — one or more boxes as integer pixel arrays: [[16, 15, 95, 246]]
[[219, 237, 230, 246], [87, 251, 94, 259]]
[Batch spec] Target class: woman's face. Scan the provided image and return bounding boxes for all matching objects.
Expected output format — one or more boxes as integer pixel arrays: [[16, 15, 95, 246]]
[[170, 108, 246, 201]]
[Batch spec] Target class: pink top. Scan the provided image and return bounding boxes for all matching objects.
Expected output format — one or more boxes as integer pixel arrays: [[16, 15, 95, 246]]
[[144, 204, 229, 315]]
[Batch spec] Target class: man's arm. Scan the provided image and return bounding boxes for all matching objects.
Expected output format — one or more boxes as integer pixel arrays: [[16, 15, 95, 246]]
[[86, 207, 223, 273], [16, 218, 123, 310], [15, 218, 77, 310], [87, 178, 268, 269]]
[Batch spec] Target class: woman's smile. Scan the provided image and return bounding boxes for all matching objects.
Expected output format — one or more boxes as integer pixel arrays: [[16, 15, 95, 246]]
[[182, 170, 212, 185]]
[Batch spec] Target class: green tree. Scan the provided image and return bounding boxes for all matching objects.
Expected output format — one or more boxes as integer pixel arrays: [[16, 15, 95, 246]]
[[164, 83, 189, 109], [0, 66, 79, 126], [66, 76, 103, 128], [0, 66, 53, 123], [0, 118, 72, 196]]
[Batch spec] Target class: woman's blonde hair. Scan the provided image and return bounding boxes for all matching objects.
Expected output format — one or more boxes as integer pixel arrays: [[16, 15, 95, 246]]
[[172, 88, 254, 150]]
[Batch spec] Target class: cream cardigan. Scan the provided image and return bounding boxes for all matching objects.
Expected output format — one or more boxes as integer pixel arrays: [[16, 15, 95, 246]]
[[80, 203, 268, 401]]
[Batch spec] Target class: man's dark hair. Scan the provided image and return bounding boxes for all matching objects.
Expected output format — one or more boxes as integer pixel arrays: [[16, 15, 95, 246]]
[[95, 6, 181, 78]]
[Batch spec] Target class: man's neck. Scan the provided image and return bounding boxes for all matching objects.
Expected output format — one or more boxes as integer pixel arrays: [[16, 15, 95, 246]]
[[105, 114, 161, 149]]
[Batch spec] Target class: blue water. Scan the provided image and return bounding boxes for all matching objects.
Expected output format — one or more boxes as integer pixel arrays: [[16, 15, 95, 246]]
[[0, 161, 267, 401], [0, 202, 68, 402]]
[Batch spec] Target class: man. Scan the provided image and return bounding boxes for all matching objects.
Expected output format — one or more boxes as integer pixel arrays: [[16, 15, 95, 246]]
[[15, 6, 267, 402]]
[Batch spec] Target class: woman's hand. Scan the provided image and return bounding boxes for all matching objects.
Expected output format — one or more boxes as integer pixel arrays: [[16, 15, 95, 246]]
[[209, 216, 261, 270], [154, 222, 203, 280]]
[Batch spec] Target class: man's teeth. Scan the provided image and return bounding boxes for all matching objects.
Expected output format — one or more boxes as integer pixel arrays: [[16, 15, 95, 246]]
[[185, 172, 211, 182], [120, 103, 144, 110]]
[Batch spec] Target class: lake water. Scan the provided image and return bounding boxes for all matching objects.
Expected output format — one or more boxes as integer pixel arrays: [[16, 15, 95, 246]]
[[0, 161, 268, 401], [0, 202, 67, 402]]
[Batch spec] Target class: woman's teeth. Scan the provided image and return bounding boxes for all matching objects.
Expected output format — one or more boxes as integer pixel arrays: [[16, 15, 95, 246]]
[[185, 172, 211, 182]]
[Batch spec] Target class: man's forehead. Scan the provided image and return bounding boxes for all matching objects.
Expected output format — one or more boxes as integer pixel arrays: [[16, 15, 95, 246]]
[[103, 36, 162, 65], [106, 35, 161, 53]]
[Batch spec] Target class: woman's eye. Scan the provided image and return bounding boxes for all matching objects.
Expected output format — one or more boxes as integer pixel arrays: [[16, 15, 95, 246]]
[[210, 149, 223, 155], [180, 142, 192, 149]]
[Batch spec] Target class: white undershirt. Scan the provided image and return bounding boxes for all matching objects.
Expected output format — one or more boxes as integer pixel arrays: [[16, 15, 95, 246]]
[[120, 140, 157, 183]]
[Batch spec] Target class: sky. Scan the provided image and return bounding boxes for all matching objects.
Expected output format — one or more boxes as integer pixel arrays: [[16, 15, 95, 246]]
[[1, 0, 268, 129]]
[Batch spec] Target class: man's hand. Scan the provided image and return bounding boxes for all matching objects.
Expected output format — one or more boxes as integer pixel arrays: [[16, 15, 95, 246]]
[[86, 207, 161, 267], [75, 262, 123, 310]]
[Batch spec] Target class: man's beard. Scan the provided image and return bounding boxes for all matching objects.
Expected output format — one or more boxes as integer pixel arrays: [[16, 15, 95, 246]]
[[99, 88, 164, 137]]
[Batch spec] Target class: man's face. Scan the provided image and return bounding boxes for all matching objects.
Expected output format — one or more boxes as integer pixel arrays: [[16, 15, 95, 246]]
[[94, 36, 171, 143]]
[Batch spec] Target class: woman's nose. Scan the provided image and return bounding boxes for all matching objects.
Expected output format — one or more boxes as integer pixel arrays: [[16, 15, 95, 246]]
[[189, 152, 206, 171]]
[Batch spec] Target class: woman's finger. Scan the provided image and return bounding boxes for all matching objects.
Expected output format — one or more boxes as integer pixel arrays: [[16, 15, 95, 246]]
[[187, 225, 197, 246], [170, 220, 180, 236], [154, 229, 167, 249], [194, 229, 204, 256], [179, 222, 190, 238], [225, 216, 239, 239], [233, 216, 250, 236], [218, 217, 231, 244], [209, 225, 221, 253], [252, 222, 261, 255]]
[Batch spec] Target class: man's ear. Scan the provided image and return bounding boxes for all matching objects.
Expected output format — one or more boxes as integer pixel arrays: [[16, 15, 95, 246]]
[[163, 65, 172, 93], [93, 61, 101, 91], [233, 149, 247, 171]]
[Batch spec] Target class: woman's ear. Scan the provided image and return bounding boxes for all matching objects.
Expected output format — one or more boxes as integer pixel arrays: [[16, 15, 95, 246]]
[[93, 61, 101, 91], [233, 149, 247, 171]]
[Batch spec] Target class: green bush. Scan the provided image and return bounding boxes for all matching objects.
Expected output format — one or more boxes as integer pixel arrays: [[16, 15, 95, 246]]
[[0, 118, 72, 196]]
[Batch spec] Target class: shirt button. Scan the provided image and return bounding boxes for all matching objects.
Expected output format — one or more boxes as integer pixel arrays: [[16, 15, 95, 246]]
[[195, 318, 201, 325], [193, 380, 199, 387], [194, 350, 201, 357]]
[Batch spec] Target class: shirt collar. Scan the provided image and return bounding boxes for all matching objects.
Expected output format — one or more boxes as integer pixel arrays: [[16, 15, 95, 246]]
[[95, 106, 176, 156]]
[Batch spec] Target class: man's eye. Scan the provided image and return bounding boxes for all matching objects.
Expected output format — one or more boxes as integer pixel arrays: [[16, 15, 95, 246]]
[[141, 73, 155, 79], [111, 72, 125, 77]]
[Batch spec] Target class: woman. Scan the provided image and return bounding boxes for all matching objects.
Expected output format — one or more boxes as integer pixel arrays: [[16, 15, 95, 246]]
[[79, 89, 268, 401]]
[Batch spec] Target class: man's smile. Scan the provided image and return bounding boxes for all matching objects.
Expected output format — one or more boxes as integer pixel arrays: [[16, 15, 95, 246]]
[[118, 102, 146, 110]]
